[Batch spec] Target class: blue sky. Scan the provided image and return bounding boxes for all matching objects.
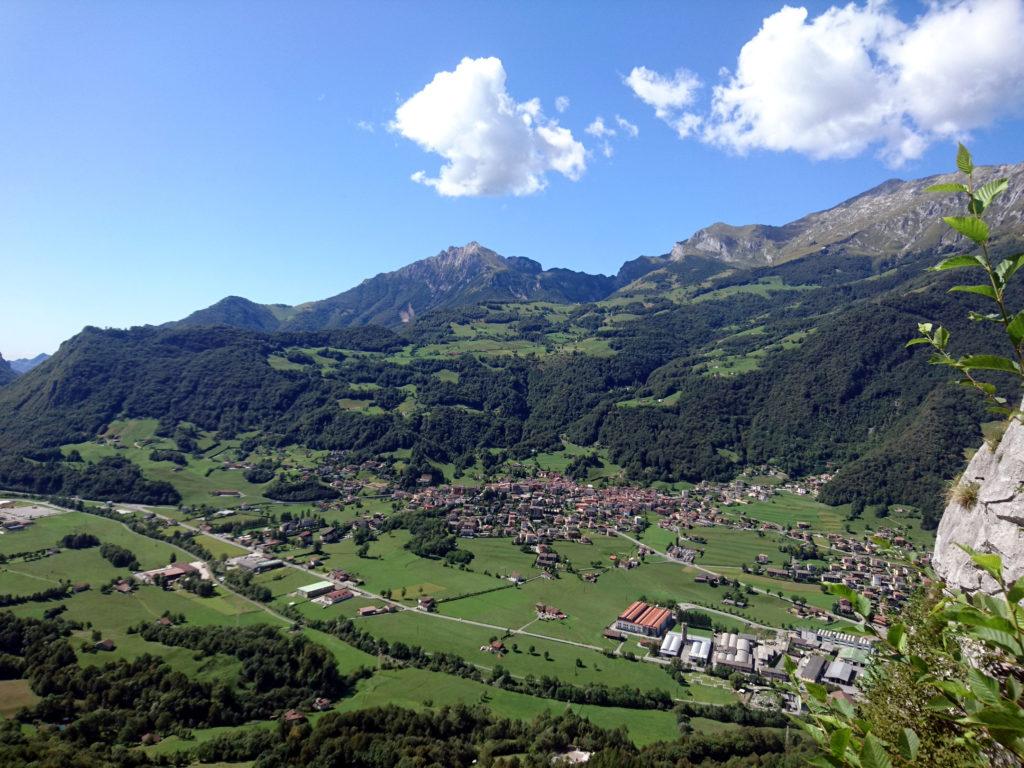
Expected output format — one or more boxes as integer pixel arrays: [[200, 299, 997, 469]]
[[2, 0, 1023, 358]]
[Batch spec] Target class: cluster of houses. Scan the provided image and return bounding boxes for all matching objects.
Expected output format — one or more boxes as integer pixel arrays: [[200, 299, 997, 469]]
[[405, 477, 680, 544], [820, 553, 919, 624]]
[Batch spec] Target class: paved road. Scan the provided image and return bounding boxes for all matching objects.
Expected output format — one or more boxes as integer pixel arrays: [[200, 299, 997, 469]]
[[173, 517, 620, 654], [614, 529, 850, 624]]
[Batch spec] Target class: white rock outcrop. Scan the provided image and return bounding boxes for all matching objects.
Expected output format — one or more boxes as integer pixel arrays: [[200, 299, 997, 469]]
[[934, 416, 1024, 592]]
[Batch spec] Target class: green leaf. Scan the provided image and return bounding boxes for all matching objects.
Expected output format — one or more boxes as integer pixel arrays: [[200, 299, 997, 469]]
[[976, 178, 1009, 207], [968, 667, 1003, 705], [958, 544, 1005, 580], [860, 732, 893, 768], [887, 623, 909, 655], [949, 284, 998, 300], [970, 625, 1023, 656], [944, 215, 989, 244], [957, 143, 974, 174], [969, 311, 1003, 322], [926, 694, 955, 711], [959, 355, 1020, 374], [898, 728, 920, 762], [1008, 312, 1024, 347], [906, 337, 931, 347], [807, 682, 829, 703], [1007, 578, 1024, 604], [829, 727, 852, 759], [856, 594, 873, 619], [926, 182, 969, 194], [997, 254, 1024, 285], [931, 254, 985, 271]]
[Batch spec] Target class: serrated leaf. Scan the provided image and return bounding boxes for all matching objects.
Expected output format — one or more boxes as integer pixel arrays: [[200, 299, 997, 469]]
[[957, 143, 974, 174], [949, 284, 998, 300], [807, 682, 829, 703], [830, 727, 852, 759], [906, 337, 931, 347], [898, 728, 920, 762], [1002, 254, 1024, 285], [945, 215, 989, 244], [962, 705, 1024, 732], [926, 694, 955, 711], [959, 355, 1019, 374], [926, 182, 969, 194], [976, 178, 1009, 207], [1007, 313, 1024, 347], [968, 667, 1002, 705], [958, 544, 1005, 580], [861, 732, 893, 768], [970, 625, 1023, 655], [931, 254, 984, 271]]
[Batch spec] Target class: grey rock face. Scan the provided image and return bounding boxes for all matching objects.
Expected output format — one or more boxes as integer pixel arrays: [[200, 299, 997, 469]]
[[934, 415, 1024, 592]]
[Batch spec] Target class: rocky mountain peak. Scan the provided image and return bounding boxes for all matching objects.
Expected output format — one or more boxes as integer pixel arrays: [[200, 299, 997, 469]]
[[670, 162, 1024, 268]]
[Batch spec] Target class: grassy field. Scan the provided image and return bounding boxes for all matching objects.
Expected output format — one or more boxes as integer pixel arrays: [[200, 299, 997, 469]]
[[336, 666, 682, 746], [0, 511, 179, 569], [57, 418, 322, 509], [0, 679, 39, 717]]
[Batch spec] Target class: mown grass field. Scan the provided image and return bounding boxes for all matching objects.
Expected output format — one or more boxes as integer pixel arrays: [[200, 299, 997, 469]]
[[0, 679, 39, 717]]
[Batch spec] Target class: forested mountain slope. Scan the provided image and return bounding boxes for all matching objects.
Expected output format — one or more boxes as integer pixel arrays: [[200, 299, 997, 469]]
[[3, 164, 1023, 523], [0, 353, 16, 386]]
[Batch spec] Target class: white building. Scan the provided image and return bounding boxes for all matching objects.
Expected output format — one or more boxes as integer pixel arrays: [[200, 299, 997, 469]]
[[659, 631, 685, 657], [297, 580, 335, 599]]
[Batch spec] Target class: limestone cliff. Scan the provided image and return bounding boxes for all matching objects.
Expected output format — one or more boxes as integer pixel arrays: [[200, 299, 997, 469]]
[[934, 416, 1024, 592]]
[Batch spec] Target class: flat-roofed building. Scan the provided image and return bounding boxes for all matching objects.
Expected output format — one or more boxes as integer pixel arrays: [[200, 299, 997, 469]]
[[799, 655, 828, 683], [824, 660, 856, 686], [297, 580, 334, 599]]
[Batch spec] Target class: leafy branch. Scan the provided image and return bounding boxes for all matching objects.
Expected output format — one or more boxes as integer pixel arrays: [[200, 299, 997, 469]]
[[907, 144, 1020, 416]]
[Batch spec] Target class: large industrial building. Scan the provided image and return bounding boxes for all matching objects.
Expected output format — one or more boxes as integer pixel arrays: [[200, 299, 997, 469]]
[[614, 601, 674, 637]]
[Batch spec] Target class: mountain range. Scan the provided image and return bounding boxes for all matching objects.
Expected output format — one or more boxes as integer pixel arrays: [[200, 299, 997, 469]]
[[173, 163, 1024, 332], [2, 160, 1023, 527]]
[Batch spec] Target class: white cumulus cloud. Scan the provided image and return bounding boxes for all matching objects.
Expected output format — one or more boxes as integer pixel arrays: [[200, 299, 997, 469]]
[[701, 0, 1024, 165], [615, 115, 639, 138], [585, 116, 616, 138], [391, 57, 586, 197], [554, 95, 571, 113], [624, 66, 702, 137]]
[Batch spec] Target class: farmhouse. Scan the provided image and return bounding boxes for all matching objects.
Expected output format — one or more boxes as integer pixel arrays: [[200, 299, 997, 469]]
[[614, 601, 674, 638], [135, 562, 203, 585], [314, 588, 354, 607], [418, 596, 437, 612], [535, 603, 566, 620]]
